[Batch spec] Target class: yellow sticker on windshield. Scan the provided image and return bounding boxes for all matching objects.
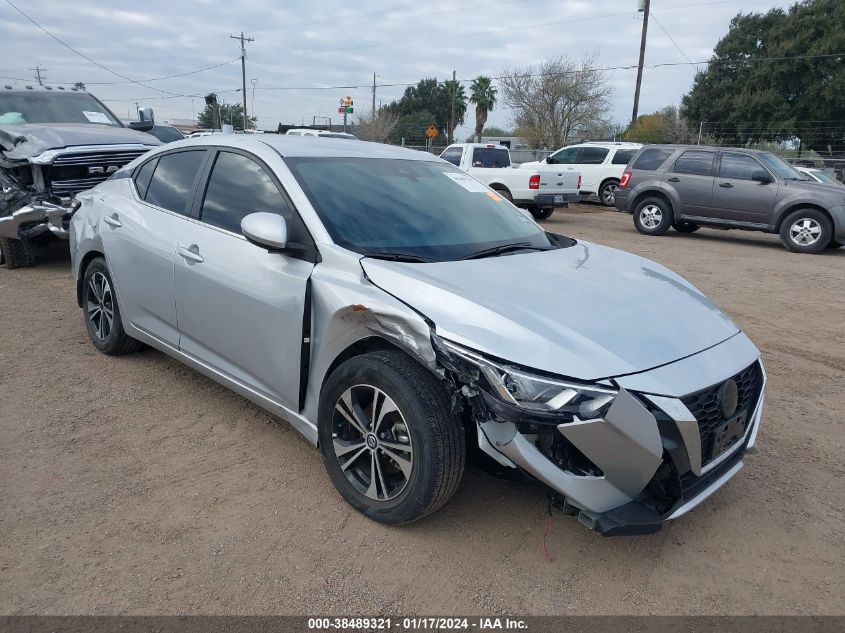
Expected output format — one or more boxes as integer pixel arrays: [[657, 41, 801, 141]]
[[485, 191, 502, 202]]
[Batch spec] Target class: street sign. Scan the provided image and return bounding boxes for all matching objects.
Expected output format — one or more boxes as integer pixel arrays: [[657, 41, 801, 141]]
[[425, 125, 439, 139]]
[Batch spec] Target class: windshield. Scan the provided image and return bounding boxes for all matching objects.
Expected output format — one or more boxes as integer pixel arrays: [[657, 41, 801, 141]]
[[758, 153, 804, 180], [0, 92, 121, 126], [285, 157, 562, 261]]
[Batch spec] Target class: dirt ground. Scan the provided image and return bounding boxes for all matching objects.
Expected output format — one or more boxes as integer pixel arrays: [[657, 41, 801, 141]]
[[1, 205, 843, 616]]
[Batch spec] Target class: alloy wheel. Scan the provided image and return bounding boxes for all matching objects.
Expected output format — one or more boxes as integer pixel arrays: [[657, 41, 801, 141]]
[[332, 385, 413, 501], [86, 272, 114, 341], [639, 204, 662, 228], [602, 183, 618, 205], [789, 218, 822, 246]]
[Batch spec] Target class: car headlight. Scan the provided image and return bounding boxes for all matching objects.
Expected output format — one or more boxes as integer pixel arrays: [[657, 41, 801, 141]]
[[441, 340, 617, 418]]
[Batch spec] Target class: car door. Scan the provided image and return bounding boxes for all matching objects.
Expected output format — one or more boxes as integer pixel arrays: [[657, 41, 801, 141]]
[[543, 146, 579, 175], [711, 152, 779, 223], [575, 146, 609, 193], [100, 149, 208, 346], [173, 148, 316, 412], [663, 149, 717, 218]]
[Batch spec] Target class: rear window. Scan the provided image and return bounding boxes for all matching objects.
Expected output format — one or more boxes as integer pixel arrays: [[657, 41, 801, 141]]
[[672, 150, 715, 176], [611, 149, 638, 165], [471, 147, 510, 168], [145, 150, 206, 215], [632, 148, 674, 171]]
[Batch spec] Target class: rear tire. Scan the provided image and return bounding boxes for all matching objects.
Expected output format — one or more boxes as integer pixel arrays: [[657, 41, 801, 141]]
[[673, 221, 700, 233], [598, 179, 619, 207], [779, 209, 832, 254], [633, 197, 673, 236], [826, 237, 843, 249], [0, 237, 36, 269], [318, 349, 465, 525], [493, 187, 513, 203], [532, 207, 554, 220], [81, 257, 142, 355]]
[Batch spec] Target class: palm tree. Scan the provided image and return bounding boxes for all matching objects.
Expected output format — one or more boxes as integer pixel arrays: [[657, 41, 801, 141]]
[[442, 79, 467, 144], [469, 76, 497, 142]]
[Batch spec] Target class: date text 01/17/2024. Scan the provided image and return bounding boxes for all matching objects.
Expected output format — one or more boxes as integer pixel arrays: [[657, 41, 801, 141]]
[[307, 618, 529, 630]]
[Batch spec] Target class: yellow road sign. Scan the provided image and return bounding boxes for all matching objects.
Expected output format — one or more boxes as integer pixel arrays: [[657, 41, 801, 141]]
[[425, 125, 439, 138]]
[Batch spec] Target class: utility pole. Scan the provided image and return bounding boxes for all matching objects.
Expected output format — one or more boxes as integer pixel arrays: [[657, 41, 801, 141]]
[[372, 72, 377, 118], [449, 70, 456, 144], [630, 0, 650, 140], [230, 31, 255, 131], [29, 66, 46, 85], [697, 121, 703, 145]]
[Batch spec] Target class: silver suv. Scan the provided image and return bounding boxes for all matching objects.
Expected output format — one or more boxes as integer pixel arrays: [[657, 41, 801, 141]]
[[615, 145, 845, 253]]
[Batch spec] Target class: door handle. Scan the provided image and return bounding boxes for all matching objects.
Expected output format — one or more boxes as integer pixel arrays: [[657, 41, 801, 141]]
[[177, 244, 204, 264], [718, 182, 733, 188], [103, 215, 122, 228], [667, 176, 680, 182]]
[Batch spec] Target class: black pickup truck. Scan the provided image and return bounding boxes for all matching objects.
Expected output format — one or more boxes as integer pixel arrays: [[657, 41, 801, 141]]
[[0, 86, 160, 268]]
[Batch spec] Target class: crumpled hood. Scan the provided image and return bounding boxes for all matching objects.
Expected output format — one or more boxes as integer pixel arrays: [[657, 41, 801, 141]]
[[362, 242, 740, 381], [0, 124, 159, 159]]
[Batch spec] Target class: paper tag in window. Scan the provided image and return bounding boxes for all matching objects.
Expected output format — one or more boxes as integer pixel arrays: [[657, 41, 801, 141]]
[[443, 172, 490, 193], [83, 111, 111, 124]]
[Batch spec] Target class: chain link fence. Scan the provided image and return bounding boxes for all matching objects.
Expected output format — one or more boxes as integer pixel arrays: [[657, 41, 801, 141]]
[[784, 157, 845, 182]]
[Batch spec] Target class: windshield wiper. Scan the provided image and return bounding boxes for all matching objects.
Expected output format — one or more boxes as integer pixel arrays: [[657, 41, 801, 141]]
[[460, 242, 551, 260], [362, 251, 433, 263]]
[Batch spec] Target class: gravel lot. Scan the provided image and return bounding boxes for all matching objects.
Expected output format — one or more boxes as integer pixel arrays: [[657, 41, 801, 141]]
[[1, 205, 843, 615]]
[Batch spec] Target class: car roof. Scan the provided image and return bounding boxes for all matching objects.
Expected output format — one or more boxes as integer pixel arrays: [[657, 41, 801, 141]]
[[160, 134, 442, 160], [639, 144, 770, 155], [1, 85, 85, 94], [568, 141, 642, 148], [448, 143, 509, 149]]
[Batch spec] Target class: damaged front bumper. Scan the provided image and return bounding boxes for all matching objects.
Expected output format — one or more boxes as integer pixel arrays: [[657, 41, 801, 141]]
[[0, 200, 72, 240], [436, 334, 765, 536]]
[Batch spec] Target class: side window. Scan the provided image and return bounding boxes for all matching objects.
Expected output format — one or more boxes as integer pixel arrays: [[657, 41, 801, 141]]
[[632, 148, 674, 171], [471, 148, 510, 168], [578, 147, 609, 164], [133, 158, 158, 199], [719, 153, 764, 181], [548, 147, 578, 164], [145, 151, 206, 215], [672, 150, 716, 176], [440, 147, 463, 166], [611, 149, 638, 165], [201, 151, 299, 239]]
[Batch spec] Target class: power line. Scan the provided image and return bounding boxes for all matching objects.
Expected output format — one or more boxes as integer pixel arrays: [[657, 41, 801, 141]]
[[650, 11, 695, 65], [4, 0, 191, 98], [29, 65, 46, 85]]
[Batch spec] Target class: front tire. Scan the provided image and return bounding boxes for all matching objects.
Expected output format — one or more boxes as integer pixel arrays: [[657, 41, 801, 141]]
[[633, 197, 673, 235], [318, 350, 465, 524], [0, 237, 36, 269], [779, 209, 832, 254], [599, 180, 619, 207], [81, 257, 142, 355]]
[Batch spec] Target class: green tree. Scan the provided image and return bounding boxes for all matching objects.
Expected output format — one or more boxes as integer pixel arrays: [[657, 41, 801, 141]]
[[469, 76, 497, 142], [681, 0, 845, 155], [625, 106, 695, 143], [442, 79, 467, 143], [197, 101, 256, 131], [388, 79, 450, 126], [389, 110, 439, 145]]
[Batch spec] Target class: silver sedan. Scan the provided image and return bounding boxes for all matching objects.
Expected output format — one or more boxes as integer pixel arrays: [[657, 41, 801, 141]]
[[70, 135, 765, 534]]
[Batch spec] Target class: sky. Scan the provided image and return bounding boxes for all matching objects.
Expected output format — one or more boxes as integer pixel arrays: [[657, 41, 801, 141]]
[[0, 0, 794, 139]]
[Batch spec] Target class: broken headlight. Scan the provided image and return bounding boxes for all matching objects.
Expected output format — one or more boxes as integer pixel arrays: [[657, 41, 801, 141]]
[[442, 340, 617, 418]]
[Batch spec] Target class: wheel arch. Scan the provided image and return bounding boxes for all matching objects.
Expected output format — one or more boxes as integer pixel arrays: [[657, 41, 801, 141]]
[[774, 203, 834, 233], [488, 183, 511, 196], [76, 249, 105, 307], [631, 188, 675, 216]]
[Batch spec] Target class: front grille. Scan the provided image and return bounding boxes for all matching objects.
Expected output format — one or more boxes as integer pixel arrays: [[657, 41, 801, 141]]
[[46, 150, 148, 195], [680, 361, 763, 467]]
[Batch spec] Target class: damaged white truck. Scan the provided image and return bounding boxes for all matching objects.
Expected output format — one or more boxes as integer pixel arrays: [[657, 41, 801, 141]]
[[0, 86, 159, 268]]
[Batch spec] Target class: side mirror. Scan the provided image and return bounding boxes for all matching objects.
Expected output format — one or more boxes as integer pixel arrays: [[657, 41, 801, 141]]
[[751, 170, 773, 184], [546, 156, 556, 165], [241, 212, 287, 250], [129, 107, 155, 132]]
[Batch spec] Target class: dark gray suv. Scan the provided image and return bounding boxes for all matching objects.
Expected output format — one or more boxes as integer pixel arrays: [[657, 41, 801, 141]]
[[615, 145, 845, 253]]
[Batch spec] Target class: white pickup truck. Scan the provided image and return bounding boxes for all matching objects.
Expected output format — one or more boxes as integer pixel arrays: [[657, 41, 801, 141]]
[[440, 143, 580, 219]]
